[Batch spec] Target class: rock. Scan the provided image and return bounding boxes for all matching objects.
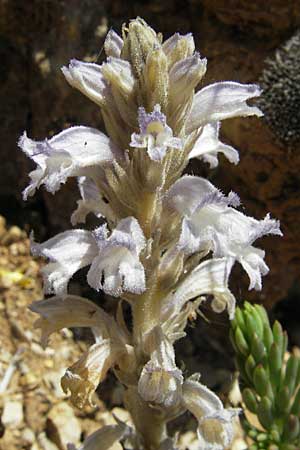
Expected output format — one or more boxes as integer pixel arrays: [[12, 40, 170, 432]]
[[24, 391, 51, 434], [47, 402, 81, 450], [43, 370, 66, 399], [201, 0, 300, 37], [1, 398, 24, 427], [21, 427, 36, 446], [38, 432, 59, 450]]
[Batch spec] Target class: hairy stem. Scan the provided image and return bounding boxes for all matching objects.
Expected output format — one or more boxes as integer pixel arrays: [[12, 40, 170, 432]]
[[124, 387, 167, 450]]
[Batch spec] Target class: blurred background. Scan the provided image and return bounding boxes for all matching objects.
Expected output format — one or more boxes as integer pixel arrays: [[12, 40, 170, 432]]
[[0, 1, 300, 448]]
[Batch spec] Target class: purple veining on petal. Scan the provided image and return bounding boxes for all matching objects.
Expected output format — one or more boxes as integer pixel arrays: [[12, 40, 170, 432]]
[[194, 190, 240, 215], [93, 224, 109, 247], [138, 105, 166, 135], [249, 213, 282, 244]]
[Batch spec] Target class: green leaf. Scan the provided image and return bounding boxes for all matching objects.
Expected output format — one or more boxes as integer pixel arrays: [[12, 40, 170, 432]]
[[254, 304, 270, 327], [245, 354, 256, 380], [269, 342, 282, 390], [251, 333, 267, 364], [253, 365, 270, 398], [284, 355, 299, 397], [245, 310, 261, 341], [257, 396, 274, 430], [243, 387, 258, 413], [234, 306, 247, 334], [276, 386, 291, 415], [291, 387, 300, 416], [251, 306, 265, 339], [229, 328, 238, 353], [235, 326, 249, 356], [263, 323, 274, 352], [282, 414, 300, 442]]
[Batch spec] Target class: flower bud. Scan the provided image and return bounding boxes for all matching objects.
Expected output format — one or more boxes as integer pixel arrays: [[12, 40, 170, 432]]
[[104, 29, 124, 58], [122, 18, 160, 79], [143, 47, 169, 112], [162, 33, 195, 67]]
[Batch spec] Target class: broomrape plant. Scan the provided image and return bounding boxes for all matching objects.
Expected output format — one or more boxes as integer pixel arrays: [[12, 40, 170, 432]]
[[19, 18, 282, 450]]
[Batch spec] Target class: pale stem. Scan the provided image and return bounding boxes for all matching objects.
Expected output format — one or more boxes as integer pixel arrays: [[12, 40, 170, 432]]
[[124, 387, 168, 450], [127, 189, 168, 448], [137, 191, 157, 239]]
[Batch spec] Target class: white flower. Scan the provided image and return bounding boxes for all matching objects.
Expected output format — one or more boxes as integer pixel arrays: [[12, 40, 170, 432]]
[[61, 338, 125, 408], [162, 32, 195, 60], [138, 327, 183, 407], [168, 175, 282, 291], [67, 422, 130, 450], [182, 378, 240, 450], [71, 176, 115, 225], [104, 29, 124, 58], [18, 126, 121, 199], [186, 82, 263, 134], [61, 59, 110, 107], [130, 105, 183, 161], [189, 122, 239, 168], [101, 57, 136, 96], [169, 52, 207, 103], [30, 294, 130, 408], [162, 258, 235, 325], [29, 294, 124, 348], [31, 217, 146, 297]]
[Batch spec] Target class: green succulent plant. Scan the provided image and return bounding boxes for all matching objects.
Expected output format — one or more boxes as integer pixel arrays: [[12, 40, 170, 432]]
[[231, 302, 300, 450]]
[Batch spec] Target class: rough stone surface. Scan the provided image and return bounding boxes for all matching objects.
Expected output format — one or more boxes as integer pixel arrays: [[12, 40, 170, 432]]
[[201, 0, 300, 37], [258, 30, 300, 145]]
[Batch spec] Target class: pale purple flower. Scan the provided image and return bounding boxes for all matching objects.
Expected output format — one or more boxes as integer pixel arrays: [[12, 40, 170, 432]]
[[31, 217, 146, 297], [61, 59, 110, 106], [71, 176, 115, 226], [186, 82, 263, 134], [18, 126, 121, 200], [104, 29, 124, 58], [138, 327, 183, 407], [182, 378, 240, 450], [67, 422, 130, 450], [130, 105, 183, 161], [189, 122, 239, 168], [162, 32, 195, 58], [168, 175, 282, 290], [162, 257, 236, 324], [29, 294, 124, 348]]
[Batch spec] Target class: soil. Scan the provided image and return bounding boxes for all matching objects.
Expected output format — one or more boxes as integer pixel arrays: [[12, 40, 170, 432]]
[[0, 216, 132, 450]]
